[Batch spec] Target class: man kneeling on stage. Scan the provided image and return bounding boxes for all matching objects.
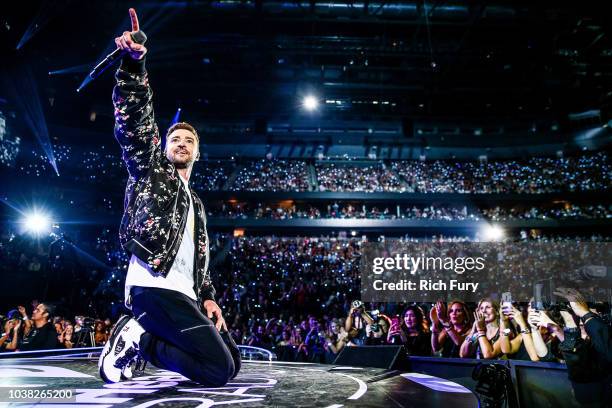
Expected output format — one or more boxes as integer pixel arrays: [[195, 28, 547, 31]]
[[98, 8, 240, 386]]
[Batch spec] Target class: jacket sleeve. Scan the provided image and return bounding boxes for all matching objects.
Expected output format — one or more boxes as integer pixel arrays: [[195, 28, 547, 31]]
[[199, 281, 216, 302], [113, 57, 161, 179], [583, 313, 612, 362]]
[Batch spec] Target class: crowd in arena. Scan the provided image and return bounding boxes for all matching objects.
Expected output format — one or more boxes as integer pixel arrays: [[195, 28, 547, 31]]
[[392, 152, 611, 194], [1, 301, 112, 351], [2, 146, 610, 381], [230, 159, 312, 192], [14, 148, 611, 194], [482, 204, 612, 220], [316, 162, 405, 192], [208, 201, 612, 221], [3, 232, 609, 383]]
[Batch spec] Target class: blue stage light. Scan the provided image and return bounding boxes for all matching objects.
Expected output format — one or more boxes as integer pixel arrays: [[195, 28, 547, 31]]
[[302, 95, 319, 111], [22, 210, 52, 236]]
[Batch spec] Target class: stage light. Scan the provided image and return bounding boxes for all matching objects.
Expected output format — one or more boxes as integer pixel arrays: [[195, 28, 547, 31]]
[[482, 224, 504, 241], [48, 64, 91, 76], [16, 0, 65, 50], [23, 210, 52, 235], [5, 66, 59, 175], [171, 107, 182, 125], [302, 95, 319, 111]]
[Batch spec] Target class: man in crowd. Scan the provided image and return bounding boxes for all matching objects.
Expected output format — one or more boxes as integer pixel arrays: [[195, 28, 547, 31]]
[[2, 303, 59, 351], [98, 8, 240, 386]]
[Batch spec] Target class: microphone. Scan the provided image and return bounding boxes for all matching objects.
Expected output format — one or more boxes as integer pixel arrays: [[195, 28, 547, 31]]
[[88, 30, 147, 79]]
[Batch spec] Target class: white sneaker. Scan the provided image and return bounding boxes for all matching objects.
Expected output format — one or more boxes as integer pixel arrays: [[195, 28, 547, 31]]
[[122, 364, 133, 380], [98, 315, 145, 383], [122, 354, 148, 380]]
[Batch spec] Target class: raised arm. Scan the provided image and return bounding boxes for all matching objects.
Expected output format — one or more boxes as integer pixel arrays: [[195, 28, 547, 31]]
[[345, 306, 355, 332], [112, 8, 158, 180], [18, 306, 32, 336], [555, 288, 611, 361], [528, 310, 551, 358]]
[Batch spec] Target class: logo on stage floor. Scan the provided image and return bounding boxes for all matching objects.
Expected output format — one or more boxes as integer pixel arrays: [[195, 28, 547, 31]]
[[0, 366, 278, 407]]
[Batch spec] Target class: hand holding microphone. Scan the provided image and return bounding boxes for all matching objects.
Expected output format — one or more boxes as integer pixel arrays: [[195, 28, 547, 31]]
[[114, 8, 147, 61], [88, 8, 147, 79]]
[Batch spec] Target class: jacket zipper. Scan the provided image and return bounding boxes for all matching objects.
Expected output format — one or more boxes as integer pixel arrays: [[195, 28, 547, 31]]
[[167, 176, 185, 261], [132, 238, 154, 255], [193, 197, 201, 297]]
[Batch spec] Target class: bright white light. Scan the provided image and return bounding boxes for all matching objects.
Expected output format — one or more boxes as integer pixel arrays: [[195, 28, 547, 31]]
[[302, 95, 319, 111], [23, 211, 51, 235], [482, 224, 504, 241]]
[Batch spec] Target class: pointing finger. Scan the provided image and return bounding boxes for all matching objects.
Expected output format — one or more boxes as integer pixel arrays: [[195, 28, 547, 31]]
[[129, 8, 140, 32]]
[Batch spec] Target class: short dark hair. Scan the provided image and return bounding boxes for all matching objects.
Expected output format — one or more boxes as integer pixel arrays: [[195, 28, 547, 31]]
[[166, 122, 199, 142], [40, 303, 56, 321]]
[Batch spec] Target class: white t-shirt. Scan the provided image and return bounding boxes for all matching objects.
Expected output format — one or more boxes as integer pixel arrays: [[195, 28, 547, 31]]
[[125, 175, 197, 305]]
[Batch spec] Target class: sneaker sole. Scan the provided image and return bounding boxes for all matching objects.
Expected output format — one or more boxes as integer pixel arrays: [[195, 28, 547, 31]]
[[98, 315, 132, 383]]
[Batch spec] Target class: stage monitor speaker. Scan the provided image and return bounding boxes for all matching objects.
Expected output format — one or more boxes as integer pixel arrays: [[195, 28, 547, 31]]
[[333, 345, 407, 370]]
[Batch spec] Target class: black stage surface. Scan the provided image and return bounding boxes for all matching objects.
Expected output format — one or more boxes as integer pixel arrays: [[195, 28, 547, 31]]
[[0, 355, 478, 407]]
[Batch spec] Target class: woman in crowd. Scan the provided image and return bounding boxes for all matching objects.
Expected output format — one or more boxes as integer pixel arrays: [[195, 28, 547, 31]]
[[94, 320, 108, 346], [290, 327, 309, 362], [323, 319, 348, 362], [431, 301, 471, 357], [460, 298, 504, 359], [387, 305, 431, 356], [275, 329, 295, 361], [528, 306, 564, 362], [58, 324, 74, 349], [54, 322, 63, 337], [344, 302, 372, 346], [365, 314, 390, 346], [1, 317, 22, 352], [498, 303, 539, 361]]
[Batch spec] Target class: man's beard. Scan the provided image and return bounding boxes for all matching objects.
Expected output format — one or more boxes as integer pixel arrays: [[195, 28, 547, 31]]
[[168, 151, 193, 169], [174, 161, 190, 169]]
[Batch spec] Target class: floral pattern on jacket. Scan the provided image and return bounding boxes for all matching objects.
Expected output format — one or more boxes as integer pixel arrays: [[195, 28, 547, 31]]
[[113, 62, 215, 302]]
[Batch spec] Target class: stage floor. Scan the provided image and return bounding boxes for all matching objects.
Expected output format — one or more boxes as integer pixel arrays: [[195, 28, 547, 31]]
[[0, 355, 478, 407]]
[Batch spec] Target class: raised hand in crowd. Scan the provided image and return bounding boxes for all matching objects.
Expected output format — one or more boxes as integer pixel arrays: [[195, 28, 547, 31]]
[[435, 301, 449, 326], [474, 310, 486, 333], [500, 303, 539, 361], [556, 287, 612, 362], [528, 306, 564, 358], [5, 319, 22, 351], [553, 288, 590, 317], [18, 305, 32, 336]]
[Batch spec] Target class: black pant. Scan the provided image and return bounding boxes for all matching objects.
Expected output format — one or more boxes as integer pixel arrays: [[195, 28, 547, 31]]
[[131, 287, 241, 387]]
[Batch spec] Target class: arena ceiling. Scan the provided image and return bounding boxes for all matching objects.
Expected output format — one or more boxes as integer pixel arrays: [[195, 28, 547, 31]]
[[1, 1, 611, 147]]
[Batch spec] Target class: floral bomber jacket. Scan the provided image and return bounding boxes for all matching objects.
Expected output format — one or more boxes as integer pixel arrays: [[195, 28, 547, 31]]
[[112, 57, 215, 302]]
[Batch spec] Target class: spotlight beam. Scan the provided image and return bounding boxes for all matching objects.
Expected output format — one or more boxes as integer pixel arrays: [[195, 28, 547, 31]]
[[16, 0, 70, 50], [51, 237, 112, 272], [3, 66, 59, 176], [171, 107, 182, 126], [49, 63, 93, 76]]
